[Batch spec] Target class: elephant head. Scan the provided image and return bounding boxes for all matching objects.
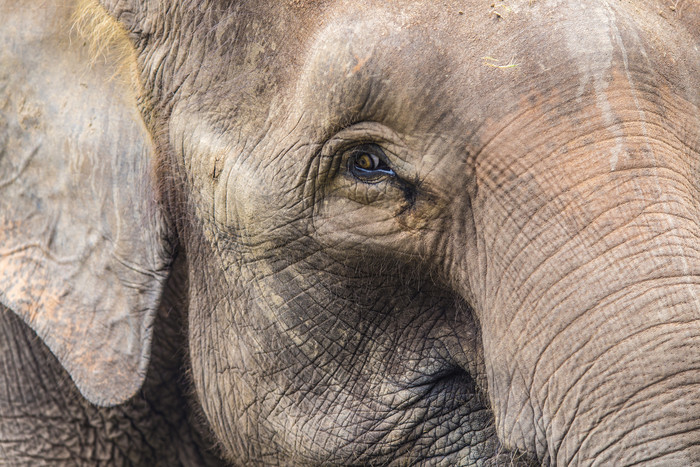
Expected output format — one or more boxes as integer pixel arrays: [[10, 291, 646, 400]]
[[1, 0, 699, 464]]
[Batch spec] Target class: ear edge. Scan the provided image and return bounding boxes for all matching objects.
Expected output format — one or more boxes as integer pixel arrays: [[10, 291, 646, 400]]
[[0, 0, 172, 407]]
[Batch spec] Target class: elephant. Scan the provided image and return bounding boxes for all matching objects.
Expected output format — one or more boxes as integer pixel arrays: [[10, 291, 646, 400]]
[[1, 0, 699, 464]]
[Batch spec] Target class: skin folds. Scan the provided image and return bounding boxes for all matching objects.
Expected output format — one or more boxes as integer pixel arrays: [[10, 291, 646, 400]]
[[1, 0, 699, 465]]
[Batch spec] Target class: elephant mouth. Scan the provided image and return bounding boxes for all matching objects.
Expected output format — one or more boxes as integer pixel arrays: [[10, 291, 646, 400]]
[[391, 366, 537, 465], [393, 367, 484, 431], [411, 367, 478, 405]]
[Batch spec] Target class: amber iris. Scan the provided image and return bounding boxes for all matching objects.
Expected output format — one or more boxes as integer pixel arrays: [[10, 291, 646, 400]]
[[356, 153, 377, 170]]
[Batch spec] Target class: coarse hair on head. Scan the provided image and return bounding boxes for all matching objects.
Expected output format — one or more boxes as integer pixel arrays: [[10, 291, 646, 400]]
[[71, 0, 139, 87]]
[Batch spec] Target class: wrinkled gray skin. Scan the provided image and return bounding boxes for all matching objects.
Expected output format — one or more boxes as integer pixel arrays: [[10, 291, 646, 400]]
[[1, 0, 700, 465]]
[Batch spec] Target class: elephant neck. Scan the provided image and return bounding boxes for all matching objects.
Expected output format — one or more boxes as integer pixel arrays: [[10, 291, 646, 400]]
[[0, 300, 222, 465]]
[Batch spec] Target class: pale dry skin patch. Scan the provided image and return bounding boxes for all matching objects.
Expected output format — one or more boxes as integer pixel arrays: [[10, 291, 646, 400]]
[[1, 0, 168, 406]]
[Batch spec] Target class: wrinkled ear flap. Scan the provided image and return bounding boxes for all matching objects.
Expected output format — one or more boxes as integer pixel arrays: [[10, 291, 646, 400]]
[[0, 2, 171, 406]]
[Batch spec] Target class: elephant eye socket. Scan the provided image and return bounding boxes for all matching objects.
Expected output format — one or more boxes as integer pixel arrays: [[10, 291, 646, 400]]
[[348, 144, 395, 182]]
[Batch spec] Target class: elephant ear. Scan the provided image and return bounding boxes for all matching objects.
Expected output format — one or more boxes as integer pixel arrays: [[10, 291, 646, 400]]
[[0, 2, 170, 406]]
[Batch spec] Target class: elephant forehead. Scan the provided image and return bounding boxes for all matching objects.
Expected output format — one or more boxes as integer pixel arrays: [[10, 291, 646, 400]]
[[292, 3, 489, 133], [176, 1, 695, 154], [287, 0, 679, 140]]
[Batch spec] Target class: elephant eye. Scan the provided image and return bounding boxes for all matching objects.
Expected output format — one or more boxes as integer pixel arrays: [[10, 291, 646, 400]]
[[348, 144, 395, 182]]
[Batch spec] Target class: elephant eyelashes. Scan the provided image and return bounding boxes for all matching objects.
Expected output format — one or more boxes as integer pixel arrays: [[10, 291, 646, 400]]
[[348, 144, 396, 183]]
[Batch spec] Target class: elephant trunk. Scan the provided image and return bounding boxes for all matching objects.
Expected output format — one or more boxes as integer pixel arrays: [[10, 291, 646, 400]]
[[455, 157, 700, 463], [534, 286, 700, 465]]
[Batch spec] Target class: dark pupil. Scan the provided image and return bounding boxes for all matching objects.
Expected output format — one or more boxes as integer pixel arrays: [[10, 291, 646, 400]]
[[357, 153, 374, 170]]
